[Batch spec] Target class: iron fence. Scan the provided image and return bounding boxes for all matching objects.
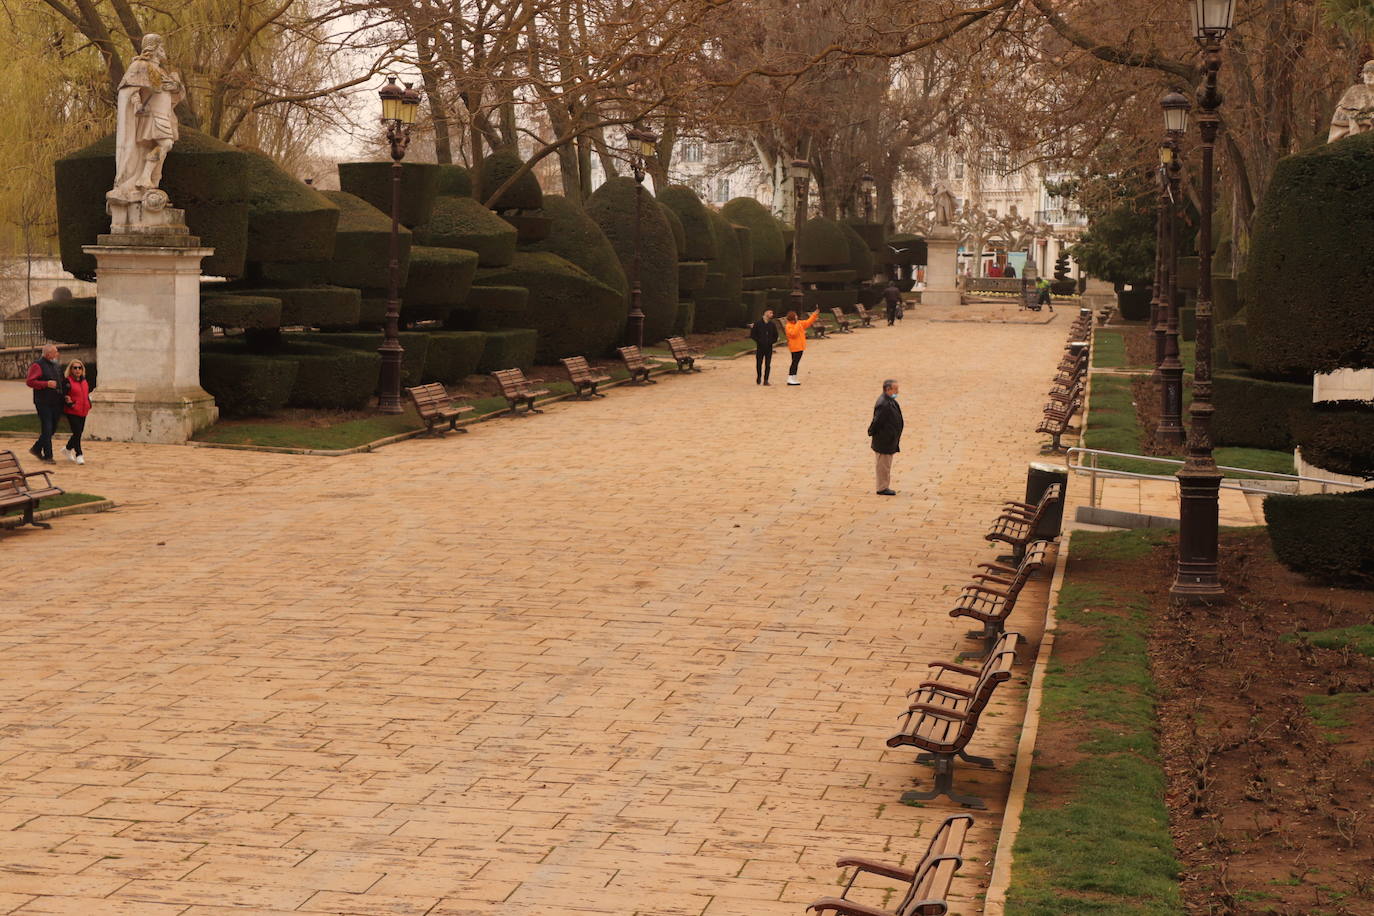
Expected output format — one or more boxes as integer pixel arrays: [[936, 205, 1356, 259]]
[[0, 318, 47, 350]]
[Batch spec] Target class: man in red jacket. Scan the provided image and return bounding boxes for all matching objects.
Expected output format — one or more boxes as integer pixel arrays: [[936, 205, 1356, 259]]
[[25, 344, 66, 464]]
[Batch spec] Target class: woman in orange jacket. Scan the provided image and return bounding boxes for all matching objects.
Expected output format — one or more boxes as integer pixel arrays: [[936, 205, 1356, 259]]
[[783, 309, 820, 386]]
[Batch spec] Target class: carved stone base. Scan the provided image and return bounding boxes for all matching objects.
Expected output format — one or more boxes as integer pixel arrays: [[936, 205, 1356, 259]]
[[86, 387, 218, 444], [922, 235, 962, 307]]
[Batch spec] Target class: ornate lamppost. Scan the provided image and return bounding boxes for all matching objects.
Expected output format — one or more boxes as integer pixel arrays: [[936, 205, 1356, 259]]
[[790, 158, 812, 315], [1157, 89, 1191, 447], [1172, 0, 1234, 600], [861, 173, 876, 224], [377, 76, 421, 414], [625, 127, 658, 350]]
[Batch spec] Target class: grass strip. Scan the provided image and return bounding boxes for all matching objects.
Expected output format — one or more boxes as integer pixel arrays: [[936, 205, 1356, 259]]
[[1, 492, 105, 517], [1005, 529, 1183, 916], [1092, 330, 1126, 369], [1291, 624, 1374, 658]]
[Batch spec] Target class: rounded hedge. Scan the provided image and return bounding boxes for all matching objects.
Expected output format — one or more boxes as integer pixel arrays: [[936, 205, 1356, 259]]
[[446, 285, 531, 332], [840, 221, 874, 281], [722, 198, 786, 274], [699, 209, 744, 329], [657, 186, 717, 261], [734, 225, 754, 276], [475, 251, 624, 361], [413, 195, 517, 267], [523, 194, 628, 298], [41, 298, 96, 347], [402, 246, 479, 309], [200, 350, 298, 417], [476, 149, 543, 212], [241, 149, 340, 266], [503, 213, 552, 242], [1245, 131, 1374, 376], [477, 328, 539, 372], [1213, 372, 1312, 450], [337, 161, 439, 229], [587, 176, 678, 344], [201, 294, 282, 331], [1264, 487, 1374, 587], [320, 190, 413, 291], [796, 217, 851, 269], [1117, 287, 1153, 322], [675, 301, 695, 335], [55, 128, 250, 281], [435, 164, 473, 198], [1291, 401, 1374, 479], [678, 261, 709, 294], [228, 286, 361, 329], [659, 202, 687, 256], [284, 343, 380, 409], [296, 331, 430, 389], [422, 331, 487, 384]]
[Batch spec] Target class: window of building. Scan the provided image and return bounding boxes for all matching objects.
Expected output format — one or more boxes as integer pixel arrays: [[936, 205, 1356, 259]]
[[682, 142, 703, 163], [715, 177, 730, 202], [953, 160, 964, 180]]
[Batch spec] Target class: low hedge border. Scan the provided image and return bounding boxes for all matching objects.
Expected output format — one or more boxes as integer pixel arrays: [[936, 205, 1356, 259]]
[[1264, 487, 1374, 587]]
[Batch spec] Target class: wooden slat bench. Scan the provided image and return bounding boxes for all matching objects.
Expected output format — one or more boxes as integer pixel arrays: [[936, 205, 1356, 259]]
[[986, 483, 1062, 561], [560, 356, 611, 398], [1036, 397, 1081, 452], [405, 383, 474, 435], [491, 368, 550, 416], [806, 813, 975, 916], [853, 303, 876, 328], [665, 337, 703, 372], [950, 544, 1051, 656], [830, 307, 854, 333], [0, 450, 65, 530], [617, 346, 658, 384], [808, 319, 830, 339]]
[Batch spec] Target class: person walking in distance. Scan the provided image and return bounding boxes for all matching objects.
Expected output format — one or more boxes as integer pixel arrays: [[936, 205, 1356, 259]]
[[25, 344, 66, 464], [883, 280, 902, 326], [61, 359, 91, 464], [750, 309, 779, 385], [783, 308, 820, 386], [868, 378, 904, 496]]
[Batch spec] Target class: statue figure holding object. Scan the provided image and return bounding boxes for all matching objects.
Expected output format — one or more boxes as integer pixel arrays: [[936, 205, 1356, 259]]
[[1329, 60, 1374, 143], [109, 33, 186, 229]]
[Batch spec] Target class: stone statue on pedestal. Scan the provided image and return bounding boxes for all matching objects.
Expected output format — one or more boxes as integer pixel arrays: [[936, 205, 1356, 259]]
[[1328, 60, 1374, 143], [931, 182, 957, 227], [108, 33, 186, 231]]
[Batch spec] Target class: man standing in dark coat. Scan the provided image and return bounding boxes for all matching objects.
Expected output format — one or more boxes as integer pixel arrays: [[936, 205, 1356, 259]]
[[868, 378, 904, 495], [749, 308, 779, 385], [883, 280, 902, 325], [26, 344, 66, 464]]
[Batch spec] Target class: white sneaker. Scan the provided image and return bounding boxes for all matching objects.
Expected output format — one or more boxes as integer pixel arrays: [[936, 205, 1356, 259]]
[[75, 454, 84, 465], [62, 448, 74, 461], [786, 376, 800, 386]]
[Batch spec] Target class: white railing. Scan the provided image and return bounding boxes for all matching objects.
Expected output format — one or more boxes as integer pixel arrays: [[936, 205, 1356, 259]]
[[0, 318, 46, 350]]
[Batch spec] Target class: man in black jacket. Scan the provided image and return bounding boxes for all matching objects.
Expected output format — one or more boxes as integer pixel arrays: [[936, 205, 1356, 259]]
[[867, 378, 904, 495], [883, 281, 902, 325], [749, 309, 779, 385], [25, 344, 66, 464]]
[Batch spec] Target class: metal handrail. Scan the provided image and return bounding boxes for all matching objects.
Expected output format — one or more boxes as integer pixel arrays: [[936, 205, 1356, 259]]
[[1064, 446, 1366, 508]]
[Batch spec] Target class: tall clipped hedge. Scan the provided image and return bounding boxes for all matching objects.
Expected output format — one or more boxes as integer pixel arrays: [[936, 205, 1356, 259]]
[[435, 164, 473, 198], [337, 161, 439, 229], [1291, 402, 1374, 479], [54, 128, 250, 281], [796, 217, 851, 269], [413, 195, 517, 267], [1212, 373, 1312, 450], [1264, 488, 1374, 587], [657, 186, 717, 261], [523, 194, 628, 299], [200, 351, 298, 417], [240, 150, 339, 267], [659, 202, 687, 257], [319, 191, 412, 291], [477, 328, 538, 372], [476, 149, 543, 212], [475, 251, 624, 361], [297, 331, 430, 389], [586, 176, 678, 344], [722, 198, 786, 275], [840, 221, 874, 283], [423, 331, 487, 383], [697, 209, 744, 330], [1245, 131, 1374, 376], [41, 298, 97, 346], [402, 246, 478, 310]]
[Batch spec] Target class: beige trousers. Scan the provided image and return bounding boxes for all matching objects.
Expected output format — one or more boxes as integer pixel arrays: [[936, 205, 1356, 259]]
[[875, 452, 894, 491]]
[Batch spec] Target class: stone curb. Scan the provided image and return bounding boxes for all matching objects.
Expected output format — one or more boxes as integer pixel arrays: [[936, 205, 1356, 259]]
[[0, 497, 116, 530], [982, 528, 1074, 914]]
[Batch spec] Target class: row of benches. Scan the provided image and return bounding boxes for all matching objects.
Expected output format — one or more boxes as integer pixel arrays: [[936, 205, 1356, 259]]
[[804, 482, 1065, 916], [406, 339, 705, 433], [1036, 309, 1091, 452]]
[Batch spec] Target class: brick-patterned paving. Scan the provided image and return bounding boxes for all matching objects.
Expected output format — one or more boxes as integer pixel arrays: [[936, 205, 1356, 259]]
[[0, 309, 1064, 915]]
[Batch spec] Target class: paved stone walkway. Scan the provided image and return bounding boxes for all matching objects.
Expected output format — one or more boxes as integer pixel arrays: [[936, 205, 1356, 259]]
[[0, 309, 1065, 916]]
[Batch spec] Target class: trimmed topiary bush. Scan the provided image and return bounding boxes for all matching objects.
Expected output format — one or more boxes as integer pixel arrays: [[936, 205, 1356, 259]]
[[1290, 401, 1374, 479], [675, 301, 695, 335], [699, 209, 743, 329], [475, 149, 543, 212], [679, 261, 709, 294], [413, 195, 517, 267], [802, 289, 855, 311], [402, 246, 478, 309], [742, 274, 790, 290], [722, 198, 786, 274], [800, 269, 857, 285], [1264, 488, 1374, 587], [523, 195, 628, 298], [337, 161, 439, 228], [200, 349, 298, 417], [796, 217, 851, 268], [734, 224, 754, 276], [1246, 131, 1374, 376], [886, 233, 926, 268], [477, 328, 538, 372], [358, 297, 387, 329], [41, 298, 96, 346], [297, 331, 430, 389], [201, 294, 282, 331], [587, 177, 678, 344], [283, 343, 380, 409], [502, 213, 552, 242], [54, 128, 250, 281], [840, 221, 874, 282], [1219, 319, 1250, 368], [320, 190, 412, 291], [435, 164, 473, 198], [422, 331, 487, 383], [228, 286, 361, 328], [475, 251, 623, 361], [657, 186, 717, 261], [1213, 373, 1312, 450], [659, 202, 687, 257], [1117, 286, 1153, 322], [241, 150, 339, 266], [1212, 277, 1240, 322]]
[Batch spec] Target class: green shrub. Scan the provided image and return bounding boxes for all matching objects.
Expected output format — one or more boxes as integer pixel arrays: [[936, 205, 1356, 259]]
[[477, 328, 538, 372], [201, 294, 282, 331], [403, 246, 478, 309], [846, 221, 886, 253], [296, 331, 429, 389], [694, 298, 738, 331], [475, 251, 623, 361], [1291, 401, 1374, 479], [742, 274, 791, 290], [802, 289, 855, 311], [54, 128, 250, 281], [840, 221, 873, 281], [286, 343, 380, 409], [248, 261, 328, 286], [41, 298, 96, 346], [449, 285, 532, 330], [522, 194, 628, 298], [241, 149, 339, 265], [422, 331, 487, 383], [796, 217, 851, 269], [659, 202, 687, 256], [337, 161, 439, 228], [503, 213, 552, 242], [1246, 131, 1374, 376], [320, 190, 412, 291], [800, 268, 857, 286], [734, 224, 754, 276], [1213, 372, 1311, 450], [1117, 286, 1153, 321], [678, 261, 709, 294], [1264, 488, 1374, 587], [228, 286, 361, 328], [1219, 318, 1250, 368], [435, 164, 473, 198], [675, 301, 695, 335], [698, 209, 744, 329], [1070, 202, 1155, 287], [586, 177, 678, 344], [1181, 306, 1196, 341], [1212, 277, 1240, 322], [657, 186, 717, 260], [1175, 256, 1199, 290], [413, 195, 517, 267], [358, 297, 387, 329], [200, 349, 298, 417], [722, 198, 786, 274], [740, 290, 768, 320], [475, 149, 543, 211]]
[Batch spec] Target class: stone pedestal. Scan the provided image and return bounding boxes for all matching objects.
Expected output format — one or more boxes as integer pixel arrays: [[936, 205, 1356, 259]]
[[82, 230, 216, 444], [922, 229, 962, 307]]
